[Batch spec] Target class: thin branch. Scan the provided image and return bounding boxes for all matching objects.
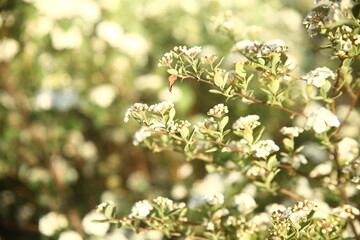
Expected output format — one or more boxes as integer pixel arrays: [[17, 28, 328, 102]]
[[279, 188, 304, 202], [334, 88, 360, 138], [231, 92, 305, 118], [179, 73, 305, 118], [332, 148, 359, 240]]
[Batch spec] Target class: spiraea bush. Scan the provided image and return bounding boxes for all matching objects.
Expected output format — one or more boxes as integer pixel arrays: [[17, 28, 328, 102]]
[[96, 0, 360, 239]]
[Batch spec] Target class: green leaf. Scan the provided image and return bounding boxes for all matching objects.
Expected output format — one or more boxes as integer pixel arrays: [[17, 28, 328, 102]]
[[180, 126, 189, 139], [283, 138, 294, 151], [267, 155, 279, 170], [205, 164, 216, 173], [91, 219, 109, 223], [321, 80, 332, 93], [104, 204, 117, 219], [236, 62, 246, 78], [222, 72, 229, 88], [168, 107, 176, 122], [219, 116, 229, 131], [214, 72, 223, 87], [253, 126, 265, 144], [258, 58, 265, 66], [167, 69, 178, 75], [209, 89, 223, 95], [205, 147, 218, 153], [343, 58, 354, 66]]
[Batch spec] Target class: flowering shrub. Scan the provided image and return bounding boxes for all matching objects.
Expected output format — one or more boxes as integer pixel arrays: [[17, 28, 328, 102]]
[[95, 0, 360, 239]]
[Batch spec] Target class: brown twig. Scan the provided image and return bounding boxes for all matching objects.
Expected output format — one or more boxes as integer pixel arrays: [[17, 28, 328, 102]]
[[334, 88, 360, 138], [231, 92, 305, 118], [279, 188, 304, 202], [179, 73, 305, 118]]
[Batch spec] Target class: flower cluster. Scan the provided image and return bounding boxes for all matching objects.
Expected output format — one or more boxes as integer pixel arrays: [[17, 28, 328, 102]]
[[96, 201, 114, 213], [202, 191, 225, 205], [153, 196, 186, 211], [280, 126, 304, 137], [207, 104, 229, 118], [332, 204, 360, 219], [282, 200, 317, 223], [233, 193, 257, 213], [337, 137, 359, 162], [182, 46, 202, 58], [252, 140, 279, 158], [303, 0, 355, 37], [232, 115, 261, 131], [196, 118, 218, 133], [234, 40, 288, 58], [281, 154, 308, 169], [316, 216, 341, 236], [149, 101, 174, 114], [305, 107, 340, 133], [169, 120, 191, 133], [246, 165, 266, 178], [342, 158, 360, 188], [335, 25, 360, 57], [303, 9, 330, 38], [131, 200, 154, 218], [0, 38, 20, 62], [124, 103, 149, 122], [269, 210, 291, 236], [38, 212, 69, 236], [302, 67, 335, 88], [133, 127, 152, 146], [158, 52, 173, 67]]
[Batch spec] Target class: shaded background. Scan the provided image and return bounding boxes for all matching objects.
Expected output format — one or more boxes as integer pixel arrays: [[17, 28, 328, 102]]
[[1, 0, 351, 239]]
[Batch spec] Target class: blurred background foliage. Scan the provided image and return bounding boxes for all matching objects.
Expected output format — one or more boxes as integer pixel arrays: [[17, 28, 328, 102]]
[[0, 0, 345, 239]]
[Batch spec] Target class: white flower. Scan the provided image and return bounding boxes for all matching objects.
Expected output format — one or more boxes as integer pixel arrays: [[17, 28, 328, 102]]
[[310, 161, 332, 177], [133, 127, 152, 146], [51, 26, 83, 50], [169, 120, 191, 133], [124, 103, 149, 122], [149, 101, 174, 114], [82, 210, 109, 236], [182, 46, 202, 57], [337, 137, 359, 161], [131, 200, 153, 217], [96, 21, 123, 48], [232, 115, 260, 130], [305, 107, 340, 133], [105, 229, 128, 240], [281, 154, 308, 169], [58, 230, 83, 240], [252, 140, 279, 158], [96, 201, 115, 213], [88, 84, 117, 108], [233, 193, 256, 213], [0, 38, 19, 62], [38, 212, 68, 236], [232, 40, 253, 52], [332, 205, 360, 219], [303, 67, 335, 88], [207, 104, 229, 118], [280, 126, 304, 137], [202, 191, 224, 205]]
